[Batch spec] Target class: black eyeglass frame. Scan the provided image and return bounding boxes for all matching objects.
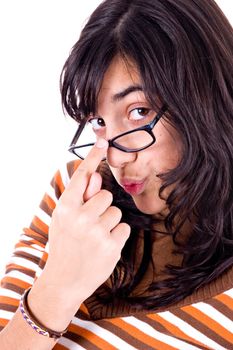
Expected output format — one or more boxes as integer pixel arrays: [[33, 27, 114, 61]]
[[68, 104, 167, 160]]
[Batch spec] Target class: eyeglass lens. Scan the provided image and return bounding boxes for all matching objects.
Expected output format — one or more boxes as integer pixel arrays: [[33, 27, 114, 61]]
[[73, 122, 154, 159]]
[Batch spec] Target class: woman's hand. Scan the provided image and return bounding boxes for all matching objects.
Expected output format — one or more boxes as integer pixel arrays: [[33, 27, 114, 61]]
[[42, 138, 131, 306]]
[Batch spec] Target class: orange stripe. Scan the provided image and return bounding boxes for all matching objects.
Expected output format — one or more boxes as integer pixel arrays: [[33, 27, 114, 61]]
[[32, 216, 49, 234], [147, 313, 212, 350], [214, 293, 233, 311], [38, 251, 48, 265], [68, 323, 117, 350], [24, 227, 48, 240], [43, 193, 56, 210], [109, 318, 178, 350], [15, 241, 44, 251], [72, 159, 82, 173], [54, 171, 65, 193], [79, 303, 90, 316], [0, 296, 19, 307], [183, 305, 233, 343], [2, 276, 31, 290], [5, 264, 33, 273], [0, 319, 9, 327]]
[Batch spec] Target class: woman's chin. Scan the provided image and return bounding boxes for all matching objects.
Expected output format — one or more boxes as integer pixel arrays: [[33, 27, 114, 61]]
[[131, 194, 167, 216]]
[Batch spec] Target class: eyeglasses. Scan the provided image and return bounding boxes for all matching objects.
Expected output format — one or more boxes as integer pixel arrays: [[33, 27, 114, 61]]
[[68, 104, 167, 160]]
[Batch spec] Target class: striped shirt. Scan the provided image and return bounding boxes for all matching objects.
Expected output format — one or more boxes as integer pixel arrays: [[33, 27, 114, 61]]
[[0, 160, 233, 350]]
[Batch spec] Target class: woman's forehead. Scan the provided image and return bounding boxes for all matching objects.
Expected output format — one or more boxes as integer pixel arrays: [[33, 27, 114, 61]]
[[100, 55, 141, 91], [97, 55, 143, 104]]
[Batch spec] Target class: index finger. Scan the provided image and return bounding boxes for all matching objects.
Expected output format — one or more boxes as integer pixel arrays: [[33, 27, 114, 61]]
[[64, 138, 108, 202]]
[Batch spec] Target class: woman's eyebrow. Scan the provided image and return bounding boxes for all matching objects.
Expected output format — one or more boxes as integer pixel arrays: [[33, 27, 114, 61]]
[[111, 85, 143, 102]]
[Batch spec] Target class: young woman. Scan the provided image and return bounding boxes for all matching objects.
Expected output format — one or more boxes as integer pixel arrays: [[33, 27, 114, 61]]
[[0, 0, 232, 349]]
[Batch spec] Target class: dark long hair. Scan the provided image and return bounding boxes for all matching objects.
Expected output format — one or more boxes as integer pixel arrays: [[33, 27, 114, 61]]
[[60, 0, 233, 310]]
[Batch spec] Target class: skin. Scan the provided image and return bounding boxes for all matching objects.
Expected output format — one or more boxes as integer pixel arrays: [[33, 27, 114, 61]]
[[96, 55, 183, 216]]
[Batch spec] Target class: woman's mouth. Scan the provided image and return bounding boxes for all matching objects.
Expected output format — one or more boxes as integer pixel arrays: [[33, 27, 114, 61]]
[[120, 179, 146, 195]]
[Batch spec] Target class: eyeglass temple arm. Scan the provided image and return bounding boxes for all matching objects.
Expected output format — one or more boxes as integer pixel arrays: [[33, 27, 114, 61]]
[[69, 121, 86, 147]]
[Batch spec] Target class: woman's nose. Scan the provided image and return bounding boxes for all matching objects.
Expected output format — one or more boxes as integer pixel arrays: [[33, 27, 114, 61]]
[[106, 145, 137, 168]]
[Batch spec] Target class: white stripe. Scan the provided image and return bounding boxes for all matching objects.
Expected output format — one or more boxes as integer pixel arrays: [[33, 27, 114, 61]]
[[72, 317, 138, 350], [19, 234, 32, 241], [31, 243, 45, 252], [14, 246, 44, 259], [35, 207, 52, 226], [224, 288, 233, 298], [159, 311, 228, 350], [8, 257, 40, 272], [5, 270, 34, 285], [35, 267, 44, 279], [0, 310, 14, 320], [44, 242, 49, 253], [60, 164, 71, 188], [58, 336, 86, 350], [193, 302, 233, 332], [0, 288, 21, 299], [123, 316, 204, 350], [46, 184, 58, 203]]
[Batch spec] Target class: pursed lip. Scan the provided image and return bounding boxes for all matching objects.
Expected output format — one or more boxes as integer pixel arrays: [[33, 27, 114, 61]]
[[120, 178, 146, 186]]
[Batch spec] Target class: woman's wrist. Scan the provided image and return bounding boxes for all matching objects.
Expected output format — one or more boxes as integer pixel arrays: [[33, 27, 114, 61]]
[[28, 273, 82, 333], [20, 287, 69, 339]]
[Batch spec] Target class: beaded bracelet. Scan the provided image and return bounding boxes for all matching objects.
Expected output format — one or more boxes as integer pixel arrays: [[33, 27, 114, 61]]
[[20, 287, 69, 340]]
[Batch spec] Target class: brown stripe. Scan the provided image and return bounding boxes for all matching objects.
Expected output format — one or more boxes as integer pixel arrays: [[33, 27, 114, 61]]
[[67, 160, 82, 179], [32, 216, 49, 235], [38, 256, 46, 270], [95, 317, 157, 350], [214, 293, 233, 311], [206, 297, 233, 321], [51, 172, 62, 199], [146, 313, 211, 350], [66, 323, 117, 350], [43, 193, 56, 210], [13, 251, 41, 265], [183, 304, 233, 345], [51, 171, 65, 196], [172, 308, 233, 349], [75, 307, 91, 320], [18, 239, 44, 249], [1, 277, 30, 291], [138, 313, 170, 335], [4, 267, 35, 278], [0, 303, 18, 313], [107, 317, 178, 350], [23, 227, 48, 243], [24, 233, 47, 246], [64, 332, 102, 350], [29, 223, 48, 242], [0, 282, 25, 296], [40, 199, 53, 217]]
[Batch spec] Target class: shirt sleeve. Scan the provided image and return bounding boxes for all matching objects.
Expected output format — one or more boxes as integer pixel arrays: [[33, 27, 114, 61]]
[[0, 160, 81, 330]]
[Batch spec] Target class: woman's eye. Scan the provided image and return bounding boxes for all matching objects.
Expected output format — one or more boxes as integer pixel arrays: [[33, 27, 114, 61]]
[[88, 117, 105, 130], [129, 108, 152, 121]]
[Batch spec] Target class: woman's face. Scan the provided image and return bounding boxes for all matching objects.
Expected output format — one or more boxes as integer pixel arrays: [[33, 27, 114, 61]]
[[96, 56, 182, 216]]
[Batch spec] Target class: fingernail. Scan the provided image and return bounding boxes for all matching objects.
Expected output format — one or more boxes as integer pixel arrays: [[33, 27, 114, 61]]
[[95, 138, 108, 148]]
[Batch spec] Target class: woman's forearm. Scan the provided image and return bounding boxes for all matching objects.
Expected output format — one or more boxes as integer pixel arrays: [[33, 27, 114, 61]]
[[0, 273, 83, 350]]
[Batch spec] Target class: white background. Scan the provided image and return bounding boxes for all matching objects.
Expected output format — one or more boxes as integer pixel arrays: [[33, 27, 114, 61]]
[[0, 1, 232, 276]]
